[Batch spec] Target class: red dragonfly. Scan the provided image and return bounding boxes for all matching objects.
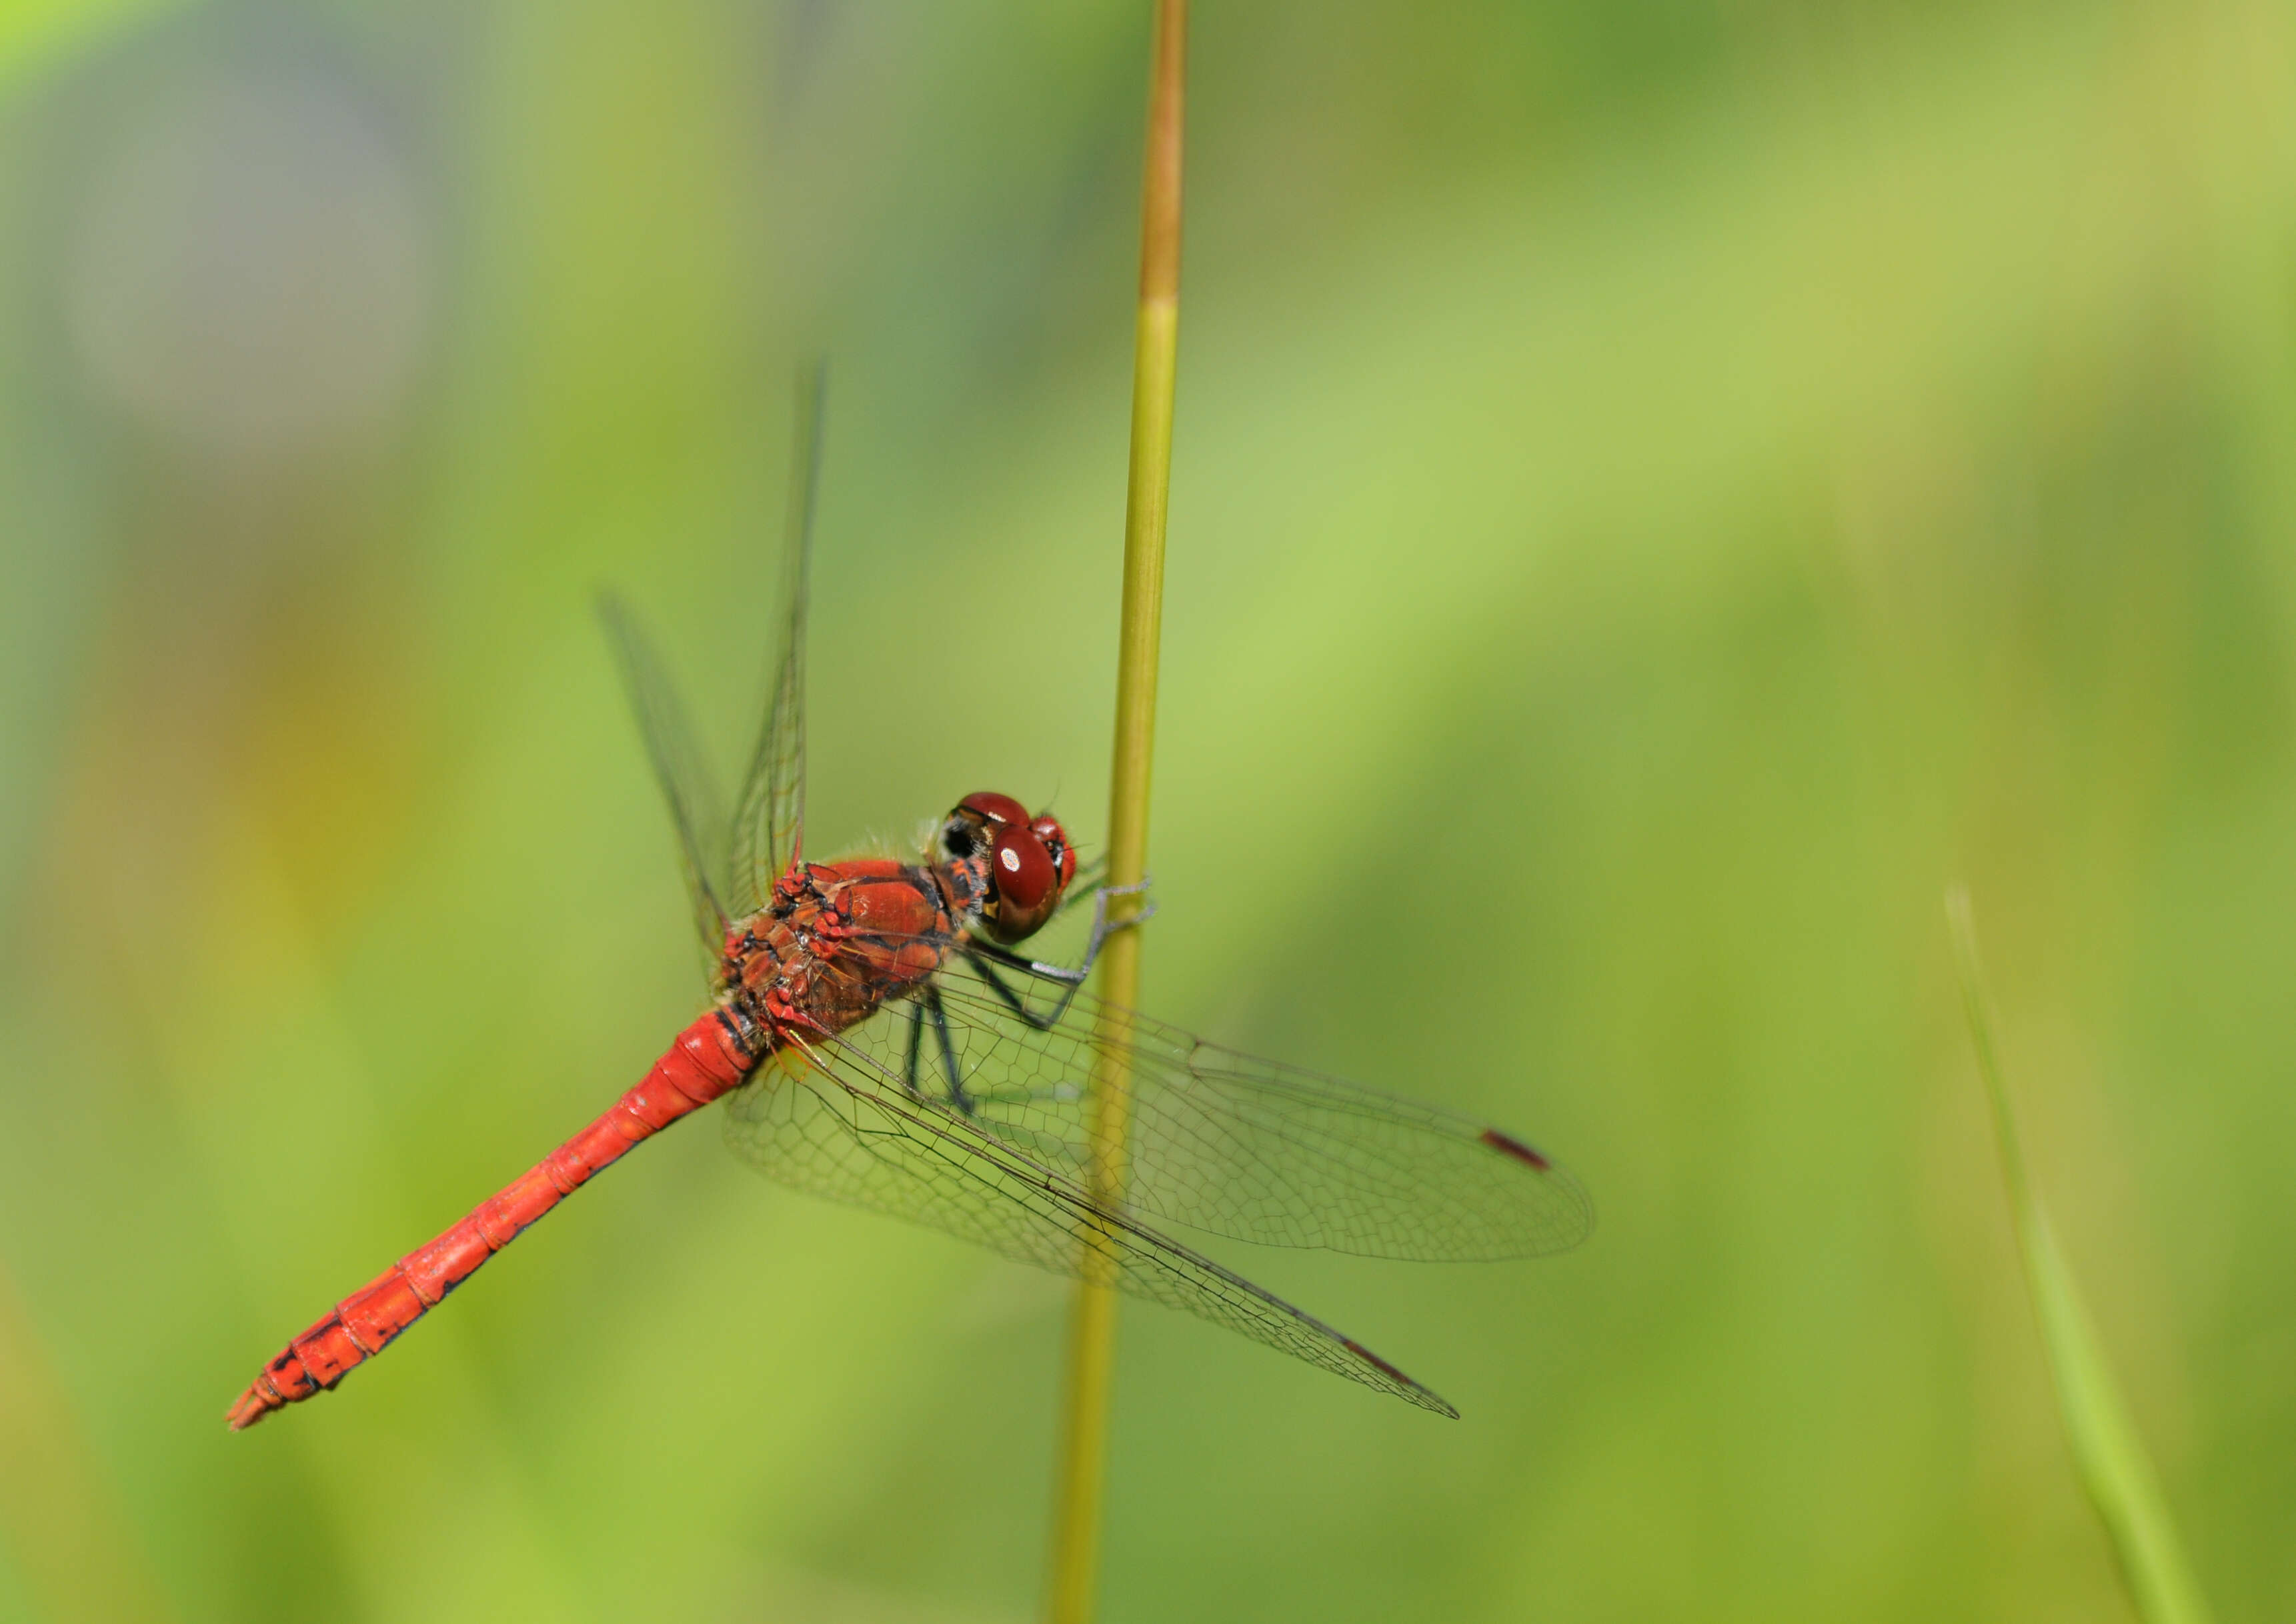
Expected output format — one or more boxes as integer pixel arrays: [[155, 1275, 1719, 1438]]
[[227, 377, 1590, 1430]]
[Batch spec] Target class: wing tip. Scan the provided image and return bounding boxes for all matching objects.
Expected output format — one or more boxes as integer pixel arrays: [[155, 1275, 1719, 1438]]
[[1342, 1337, 1458, 1419], [1480, 1127, 1600, 1253], [1478, 1127, 1551, 1171]]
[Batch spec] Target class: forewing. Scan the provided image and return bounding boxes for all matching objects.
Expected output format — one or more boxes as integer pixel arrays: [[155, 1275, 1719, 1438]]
[[722, 1035, 1456, 1415], [729, 364, 826, 915], [842, 961, 1596, 1261], [598, 594, 732, 959]]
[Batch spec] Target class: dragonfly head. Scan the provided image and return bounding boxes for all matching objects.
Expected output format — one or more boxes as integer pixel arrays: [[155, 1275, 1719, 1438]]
[[940, 791, 1076, 944]]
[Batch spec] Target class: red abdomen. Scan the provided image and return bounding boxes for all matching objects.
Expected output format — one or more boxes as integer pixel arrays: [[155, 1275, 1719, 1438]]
[[226, 1010, 757, 1429]]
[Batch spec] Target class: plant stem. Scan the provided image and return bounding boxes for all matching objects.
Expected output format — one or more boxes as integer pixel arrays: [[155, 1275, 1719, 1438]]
[[1946, 886, 2215, 1624], [1046, 5, 1185, 1621]]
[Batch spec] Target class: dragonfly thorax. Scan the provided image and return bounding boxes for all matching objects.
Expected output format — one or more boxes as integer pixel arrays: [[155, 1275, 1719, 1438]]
[[717, 861, 957, 1049]]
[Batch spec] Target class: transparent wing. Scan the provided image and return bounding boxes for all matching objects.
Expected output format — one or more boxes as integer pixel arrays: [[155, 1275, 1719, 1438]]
[[723, 1035, 1456, 1415], [728, 363, 826, 915], [598, 594, 732, 958], [832, 950, 1594, 1261]]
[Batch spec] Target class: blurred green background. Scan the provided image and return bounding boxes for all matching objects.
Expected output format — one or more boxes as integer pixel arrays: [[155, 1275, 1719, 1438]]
[[3, 1, 2293, 1619]]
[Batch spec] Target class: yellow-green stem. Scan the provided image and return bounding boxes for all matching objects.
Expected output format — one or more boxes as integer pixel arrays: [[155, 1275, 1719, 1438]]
[[1046, 5, 1184, 1621], [1947, 887, 2214, 1624]]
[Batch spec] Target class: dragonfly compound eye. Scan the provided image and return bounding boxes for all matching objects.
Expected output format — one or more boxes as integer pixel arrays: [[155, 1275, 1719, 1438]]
[[958, 790, 1030, 827], [1029, 813, 1077, 891], [985, 824, 1060, 942], [943, 791, 1031, 861]]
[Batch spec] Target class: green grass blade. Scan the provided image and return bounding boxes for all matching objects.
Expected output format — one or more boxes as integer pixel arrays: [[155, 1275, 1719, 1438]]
[[1045, 6, 1187, 1622], [1947, 887, 2215, 1624]]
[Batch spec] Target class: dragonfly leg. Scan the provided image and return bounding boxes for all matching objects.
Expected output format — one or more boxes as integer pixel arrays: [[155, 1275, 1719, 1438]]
[[1081, 878, 1156, 967], [964, 879, 1155, 1029], [922, 984, 974, 1115], [902, 999, 927, 1101], [965, 956, 1048, 1029]]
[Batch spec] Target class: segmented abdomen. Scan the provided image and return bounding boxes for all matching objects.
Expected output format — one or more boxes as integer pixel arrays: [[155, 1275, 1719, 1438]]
[[226, 1011, 757, 1429]]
